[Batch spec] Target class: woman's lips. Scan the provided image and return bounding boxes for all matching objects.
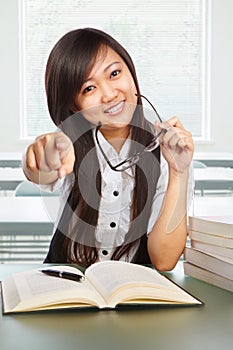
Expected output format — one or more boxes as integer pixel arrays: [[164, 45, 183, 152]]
[[104, 101, 125, 115]]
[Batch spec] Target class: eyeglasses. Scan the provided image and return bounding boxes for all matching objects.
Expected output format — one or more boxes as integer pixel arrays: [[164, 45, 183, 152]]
[[95, 94, 169, 172]]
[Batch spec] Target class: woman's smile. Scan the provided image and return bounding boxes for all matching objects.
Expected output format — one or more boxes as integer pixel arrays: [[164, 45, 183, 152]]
[[104, 101, 125, 115]]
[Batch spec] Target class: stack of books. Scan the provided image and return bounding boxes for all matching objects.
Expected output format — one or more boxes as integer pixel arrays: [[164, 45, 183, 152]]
[[184, 216, 233, 292]]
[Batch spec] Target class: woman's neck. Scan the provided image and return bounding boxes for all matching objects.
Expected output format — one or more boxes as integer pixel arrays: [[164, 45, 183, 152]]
[[100, 125, 130, 153]]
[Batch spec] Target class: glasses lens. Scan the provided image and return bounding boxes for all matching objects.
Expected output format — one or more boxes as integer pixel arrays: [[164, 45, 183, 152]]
[[144, 137, 160, 152], [145, 128, 168, 152]]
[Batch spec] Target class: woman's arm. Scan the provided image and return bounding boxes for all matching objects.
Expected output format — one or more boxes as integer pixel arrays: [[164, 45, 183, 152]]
[[148, 117, 194, 271], [22, 132, 75, 185]]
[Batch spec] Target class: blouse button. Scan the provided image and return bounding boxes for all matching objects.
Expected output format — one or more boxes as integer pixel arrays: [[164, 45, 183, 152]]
[[110, 222, 116, 228], [102, 250, 109, 256], [113, 190, 119, 197]]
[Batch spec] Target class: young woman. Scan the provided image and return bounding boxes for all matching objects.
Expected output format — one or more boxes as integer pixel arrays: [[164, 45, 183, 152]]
[[23, 28, 194, 270]]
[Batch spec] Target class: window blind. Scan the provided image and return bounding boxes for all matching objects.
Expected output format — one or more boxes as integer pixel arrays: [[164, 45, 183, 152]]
[[20, 0, 210, 139]]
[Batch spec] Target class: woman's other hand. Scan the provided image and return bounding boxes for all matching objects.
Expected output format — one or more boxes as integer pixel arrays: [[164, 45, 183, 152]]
[[156, 117, 194, 174]]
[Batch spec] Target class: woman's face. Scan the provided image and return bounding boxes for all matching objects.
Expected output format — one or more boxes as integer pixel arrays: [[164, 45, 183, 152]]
[[75, 47, 137, 132]]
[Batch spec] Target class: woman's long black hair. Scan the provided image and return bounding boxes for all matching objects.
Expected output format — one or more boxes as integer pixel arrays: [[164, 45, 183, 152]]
[[44, 28, 161, 267]]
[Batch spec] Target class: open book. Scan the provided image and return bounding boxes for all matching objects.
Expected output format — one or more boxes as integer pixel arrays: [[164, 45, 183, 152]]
[[1, 261, 201, 314]]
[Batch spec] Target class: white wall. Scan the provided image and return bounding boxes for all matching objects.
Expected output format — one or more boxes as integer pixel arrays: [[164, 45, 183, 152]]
[[0, 0, 22, 152], [0, 0, 232, 154], [194, 0, 233, 154]]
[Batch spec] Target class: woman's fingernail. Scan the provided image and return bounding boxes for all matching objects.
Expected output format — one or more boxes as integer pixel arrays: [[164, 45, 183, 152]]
[[56, 141, 67, 150], [179, 140, 185, 147]]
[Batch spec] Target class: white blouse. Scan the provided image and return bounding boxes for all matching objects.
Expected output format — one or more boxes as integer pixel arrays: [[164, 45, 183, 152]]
[[42, 130, 194, 262]]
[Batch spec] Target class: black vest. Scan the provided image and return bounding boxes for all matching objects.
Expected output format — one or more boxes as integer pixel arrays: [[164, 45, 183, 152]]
[[44, 230, 151, 264]]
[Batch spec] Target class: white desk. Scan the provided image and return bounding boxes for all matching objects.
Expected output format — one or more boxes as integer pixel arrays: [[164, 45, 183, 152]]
[[0, 167, 26, 192], [193, 196, 233, 216], [0, 197, 59, 262], [0, 152, 22, 167], [194, 167, 233, 180], [194, 152, 233, 168], [0, 196, 59, 223], [194, 167, 233, 195]]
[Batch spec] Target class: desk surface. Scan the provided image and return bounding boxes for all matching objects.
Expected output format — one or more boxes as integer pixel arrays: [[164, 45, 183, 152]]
[[194, 168, 233, 195], [194, 167, 233, 181], [0, 167, 25, 181], [0, 153, 22, 168], [193, 196, 233, 216], [194, 152, 233, 168], [0, 197, 59, 223], [0, 262, 233, 350], [0, 168, 26, 191]]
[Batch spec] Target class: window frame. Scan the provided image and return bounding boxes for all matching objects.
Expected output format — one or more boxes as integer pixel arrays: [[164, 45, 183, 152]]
[[19, 0, 212, 142]]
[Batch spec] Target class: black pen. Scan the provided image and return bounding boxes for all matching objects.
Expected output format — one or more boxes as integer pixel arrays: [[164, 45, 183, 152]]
[[41, 269, 85, 282]]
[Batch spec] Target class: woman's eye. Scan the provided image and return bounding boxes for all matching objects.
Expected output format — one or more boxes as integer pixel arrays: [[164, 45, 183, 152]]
[[83, 85, 95, 94], [110, 70, 121, 78]]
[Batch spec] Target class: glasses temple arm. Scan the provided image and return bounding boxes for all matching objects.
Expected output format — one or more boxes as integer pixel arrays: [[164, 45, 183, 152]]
[[135, 93, 163, 123]]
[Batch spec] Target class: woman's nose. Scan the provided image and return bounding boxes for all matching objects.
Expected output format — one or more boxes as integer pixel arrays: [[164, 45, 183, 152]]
[[100, 82, 118, 103]]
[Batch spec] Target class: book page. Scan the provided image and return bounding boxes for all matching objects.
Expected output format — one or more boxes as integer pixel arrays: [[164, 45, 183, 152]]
[[199, 216, 233, 225], [86, 261, 199, 307], [192, 240, 233, 259], [2, 266, 105, 313], [189, 230, 233, 248], [189, 216, 233, 237]]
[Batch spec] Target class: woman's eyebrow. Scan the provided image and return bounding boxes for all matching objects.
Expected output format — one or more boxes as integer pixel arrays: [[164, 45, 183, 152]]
[[103, 61, 121, 73]]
